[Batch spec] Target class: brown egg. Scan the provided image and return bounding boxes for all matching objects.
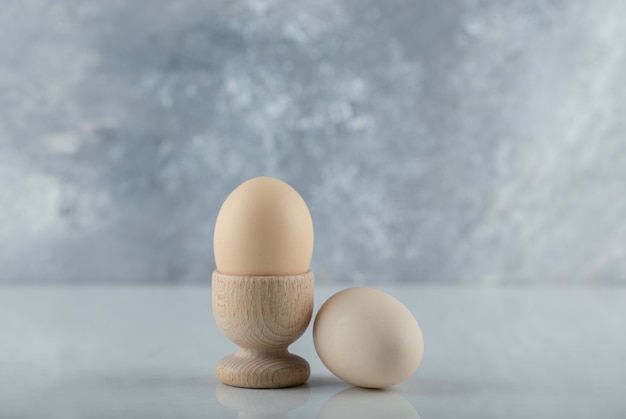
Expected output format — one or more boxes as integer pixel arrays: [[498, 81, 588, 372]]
[[213, 177, 314, 276]]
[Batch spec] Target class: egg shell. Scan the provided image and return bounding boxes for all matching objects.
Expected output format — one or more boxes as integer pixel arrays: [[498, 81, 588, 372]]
[[313, 287, 424, 388], [214, 177, 314, 276]]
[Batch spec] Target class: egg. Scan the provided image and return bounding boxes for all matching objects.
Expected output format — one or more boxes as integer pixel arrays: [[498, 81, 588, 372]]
[[313, 287, 424, 388], [214, 176, 314, 276]]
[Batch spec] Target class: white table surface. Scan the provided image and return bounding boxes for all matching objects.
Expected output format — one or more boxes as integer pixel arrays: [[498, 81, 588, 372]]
[[1, 285, 625, 418]]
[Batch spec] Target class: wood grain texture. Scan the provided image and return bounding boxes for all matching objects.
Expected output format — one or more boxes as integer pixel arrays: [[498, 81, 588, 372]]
[[212, 270, 314, 388]]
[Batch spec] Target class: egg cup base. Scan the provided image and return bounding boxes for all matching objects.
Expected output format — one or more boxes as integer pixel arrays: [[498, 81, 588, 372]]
[[217, 351, 310, 389]]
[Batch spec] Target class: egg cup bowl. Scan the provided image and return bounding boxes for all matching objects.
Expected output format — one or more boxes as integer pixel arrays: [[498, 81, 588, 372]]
[[212, 270, 314, 389]]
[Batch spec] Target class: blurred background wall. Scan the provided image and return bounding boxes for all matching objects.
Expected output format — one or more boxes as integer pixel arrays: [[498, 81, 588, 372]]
[[1, 0, 625, 285]]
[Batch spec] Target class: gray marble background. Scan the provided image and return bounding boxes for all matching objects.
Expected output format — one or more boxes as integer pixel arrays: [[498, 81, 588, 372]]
[[1, 0, 625, 284]]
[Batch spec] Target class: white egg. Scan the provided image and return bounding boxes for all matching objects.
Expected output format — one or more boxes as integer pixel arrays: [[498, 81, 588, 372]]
[[313, 287, 424, 388]]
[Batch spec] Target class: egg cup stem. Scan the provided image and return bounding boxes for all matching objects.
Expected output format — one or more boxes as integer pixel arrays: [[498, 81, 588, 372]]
[[212, 270, 314, 388]]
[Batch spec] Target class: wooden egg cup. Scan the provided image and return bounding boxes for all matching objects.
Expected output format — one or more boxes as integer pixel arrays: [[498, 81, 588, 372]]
[[212, 270, 314, 389]]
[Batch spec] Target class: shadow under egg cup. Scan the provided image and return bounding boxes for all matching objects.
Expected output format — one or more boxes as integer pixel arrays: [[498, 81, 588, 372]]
[[216, 383, 311, 418], [212, 270, 314, 389]]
